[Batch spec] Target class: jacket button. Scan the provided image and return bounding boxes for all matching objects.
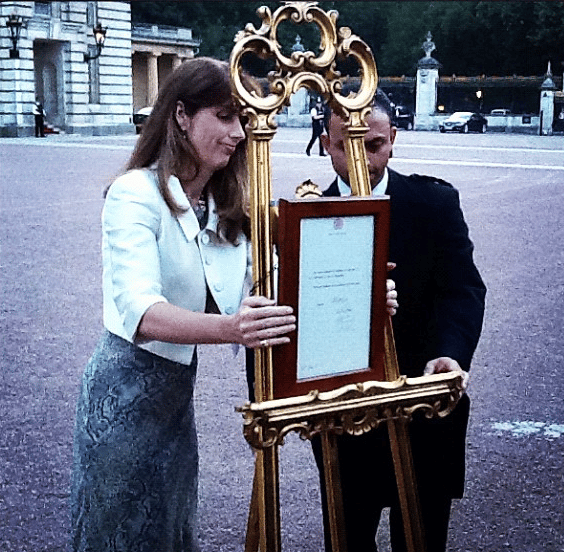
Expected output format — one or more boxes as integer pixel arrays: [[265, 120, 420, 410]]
[[214, 283, 224, 292], [201, 233, 210, 245], [225, 306, 234, 315]]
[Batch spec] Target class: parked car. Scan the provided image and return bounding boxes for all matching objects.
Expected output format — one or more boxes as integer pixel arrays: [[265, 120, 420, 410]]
[[133, 106, 152, 134], [393, 106, 414, 130], [490, 108, 511, 116], [439, 112, 487, 133]]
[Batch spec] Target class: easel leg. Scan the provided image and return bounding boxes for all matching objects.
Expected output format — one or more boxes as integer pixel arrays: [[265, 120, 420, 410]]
[[321, 432, 348, 552], [245, 460, 260, 552], [384, 318, 426, 552], [387, 418, 427, 552], [245, 448, 281, 552]]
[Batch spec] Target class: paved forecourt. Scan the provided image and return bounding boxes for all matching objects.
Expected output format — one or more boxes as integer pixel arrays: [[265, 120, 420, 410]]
[[1, 129, 563, 551]]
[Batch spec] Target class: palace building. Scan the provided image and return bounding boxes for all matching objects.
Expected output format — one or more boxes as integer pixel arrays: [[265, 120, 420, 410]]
[[0, 1, 199, 137]]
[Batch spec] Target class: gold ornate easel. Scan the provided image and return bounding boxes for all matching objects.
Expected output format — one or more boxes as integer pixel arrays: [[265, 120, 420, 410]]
[[230, 3, 464, 551]]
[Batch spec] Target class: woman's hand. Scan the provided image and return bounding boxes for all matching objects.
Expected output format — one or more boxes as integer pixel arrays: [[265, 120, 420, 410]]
[[233, 296, 296, 348]]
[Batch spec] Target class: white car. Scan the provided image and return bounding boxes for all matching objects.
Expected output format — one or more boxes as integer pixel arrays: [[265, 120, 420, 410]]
[[133, 106, 152, 134]]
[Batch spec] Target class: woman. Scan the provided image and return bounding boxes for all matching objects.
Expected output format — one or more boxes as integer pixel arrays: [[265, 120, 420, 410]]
[[71, 58, 296, 552]]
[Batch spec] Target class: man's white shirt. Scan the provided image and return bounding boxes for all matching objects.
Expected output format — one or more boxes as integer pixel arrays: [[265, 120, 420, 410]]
[[336, 168, 389, 197]]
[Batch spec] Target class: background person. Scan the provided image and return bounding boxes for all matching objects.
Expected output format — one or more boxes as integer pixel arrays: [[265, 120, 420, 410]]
[[32, 101, 45, 137], [314, 89, 486, 552], [306, 97, 326, 156], [323, 100, 331, 134], [70, 58, 295, 552]]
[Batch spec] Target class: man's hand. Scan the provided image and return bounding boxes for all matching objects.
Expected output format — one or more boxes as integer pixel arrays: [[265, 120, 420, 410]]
[[386, 262, 398, 316], [386, 279, 398, 316], [423, 357, 469, 391]]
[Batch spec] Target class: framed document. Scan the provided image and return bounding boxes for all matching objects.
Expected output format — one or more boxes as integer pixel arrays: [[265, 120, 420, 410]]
[[273, 196, 391, 399]]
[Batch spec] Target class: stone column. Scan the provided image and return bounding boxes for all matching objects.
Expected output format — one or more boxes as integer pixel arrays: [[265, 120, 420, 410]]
[[540, 62, 557, 136], [287, 89, 309, 127], [147, 53, 160, 106], [415, 32, 440, 131], [285, 35, 310, 127]]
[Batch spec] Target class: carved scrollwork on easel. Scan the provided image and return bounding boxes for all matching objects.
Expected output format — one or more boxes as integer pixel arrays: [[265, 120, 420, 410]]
[[238, 373, 464, 449], [230, 1, 378, 133]]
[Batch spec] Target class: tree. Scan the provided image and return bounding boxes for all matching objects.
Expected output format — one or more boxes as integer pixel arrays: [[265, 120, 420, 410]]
[[130, 1, 564, 77]]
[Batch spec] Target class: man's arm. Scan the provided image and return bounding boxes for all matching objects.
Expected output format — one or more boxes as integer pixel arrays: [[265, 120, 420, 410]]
[[431, 185, 486, 372]]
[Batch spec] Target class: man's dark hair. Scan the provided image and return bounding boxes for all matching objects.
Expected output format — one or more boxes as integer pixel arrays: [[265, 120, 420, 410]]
[[372, 88, 394, 122], [333, 83, 394, 123]]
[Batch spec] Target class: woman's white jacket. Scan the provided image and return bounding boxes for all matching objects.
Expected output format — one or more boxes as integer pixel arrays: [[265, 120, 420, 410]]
[[102, 169, 251, 364]]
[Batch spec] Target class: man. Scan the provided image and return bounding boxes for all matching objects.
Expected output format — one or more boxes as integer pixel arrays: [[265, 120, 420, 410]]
[[32, 101, 46, 138], [306, 98, 326, 156], [312, 89, 486, 552]]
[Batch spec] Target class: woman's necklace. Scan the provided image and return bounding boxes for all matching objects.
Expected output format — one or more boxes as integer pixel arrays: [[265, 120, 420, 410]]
[[188, 194, 207, 228], [179, 173, 208, 228]]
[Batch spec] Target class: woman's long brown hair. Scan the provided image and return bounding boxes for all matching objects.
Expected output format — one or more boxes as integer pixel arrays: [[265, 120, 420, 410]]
[[124, 57, 250, 244]]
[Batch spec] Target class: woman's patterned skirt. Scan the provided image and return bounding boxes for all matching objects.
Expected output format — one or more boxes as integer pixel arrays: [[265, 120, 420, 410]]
[[71, 331, 199, 552]]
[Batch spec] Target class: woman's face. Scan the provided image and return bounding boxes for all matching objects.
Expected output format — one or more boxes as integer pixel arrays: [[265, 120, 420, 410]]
[[177, 102, 245, 173]]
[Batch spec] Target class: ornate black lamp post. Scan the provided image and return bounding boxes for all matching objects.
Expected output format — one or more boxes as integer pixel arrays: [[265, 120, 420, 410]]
[[83, 22, 107, 62], [6, 12, 25, 59]]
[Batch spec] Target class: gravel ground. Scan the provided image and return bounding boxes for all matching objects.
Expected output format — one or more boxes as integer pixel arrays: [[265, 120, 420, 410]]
[[1, 130, 563, 551]]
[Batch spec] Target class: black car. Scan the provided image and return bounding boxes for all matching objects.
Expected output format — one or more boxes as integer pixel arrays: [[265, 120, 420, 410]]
[[393, 106, 414, 130], [439, 112, 487, 133]]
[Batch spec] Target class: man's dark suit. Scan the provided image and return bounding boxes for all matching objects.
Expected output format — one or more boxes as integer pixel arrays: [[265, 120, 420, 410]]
[[313, 168, 486, 551]]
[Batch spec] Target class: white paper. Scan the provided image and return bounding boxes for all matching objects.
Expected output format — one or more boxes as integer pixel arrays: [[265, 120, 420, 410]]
[[297, 215, 374, 380]]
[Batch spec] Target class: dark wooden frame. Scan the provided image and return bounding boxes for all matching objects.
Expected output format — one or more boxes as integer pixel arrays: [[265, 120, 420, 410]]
[[273, 196, 391, 399]]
